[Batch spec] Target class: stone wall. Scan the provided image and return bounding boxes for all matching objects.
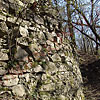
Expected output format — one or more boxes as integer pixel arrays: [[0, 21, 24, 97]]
[[0, 0, 84, 100]]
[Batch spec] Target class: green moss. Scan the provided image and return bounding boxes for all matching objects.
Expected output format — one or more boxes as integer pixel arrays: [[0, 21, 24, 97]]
[[0, 87, 10, 92], [70, 52, 73, 57], [0, 11, 6, 16], [31, 61, 38, 68], [40, 91, 50, 96], [49, 98, 56, 100], [65, 51, 68, 56], [81, 94, 85, 100], [69, 77, 74, 88]]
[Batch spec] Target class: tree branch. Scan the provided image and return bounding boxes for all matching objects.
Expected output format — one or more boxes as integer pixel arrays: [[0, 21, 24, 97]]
[[72, 24, 100, 46]]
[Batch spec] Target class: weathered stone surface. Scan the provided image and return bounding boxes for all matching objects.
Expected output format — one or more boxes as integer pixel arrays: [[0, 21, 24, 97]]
[[34, 65, 43, 72], [34, 15, 44, 25], [0, 62, 7, 67], [19, 73, 30, 82], [21, 0, 37, 4], [29, 0, 35, 3], [29, 43, 41, 52], [19, 26, 29, 37], [0, 52, 8, 60], [0, 22, 8, 37], [7, 17, 17, 24], [46, 62, 58, 75], [21, 20, 31, 27], [0, 0, 84, 100], [40, 83, 55, 91], [12, 84, 26, 96], [15, 46, 28, 60], [28, 26, 37, 31], [17, 37, 28, 46], [8, 0, 24, 6], [0, 14, 6, 21], [2, 75, 19, 86], [0, 67, 7, 75], [59, 95, 66, 100], [51, 53, 61, 62]]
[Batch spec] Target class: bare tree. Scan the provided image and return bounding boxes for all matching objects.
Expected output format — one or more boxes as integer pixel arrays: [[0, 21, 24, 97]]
[[70, 0, 100, 54]]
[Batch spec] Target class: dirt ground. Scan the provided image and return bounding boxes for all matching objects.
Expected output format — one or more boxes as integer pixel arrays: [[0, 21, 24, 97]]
[[79, 52, 100, 100]]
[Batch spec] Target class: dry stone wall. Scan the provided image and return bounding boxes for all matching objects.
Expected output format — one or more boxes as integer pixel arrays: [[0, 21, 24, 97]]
[[0, 0, 84, 100]]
